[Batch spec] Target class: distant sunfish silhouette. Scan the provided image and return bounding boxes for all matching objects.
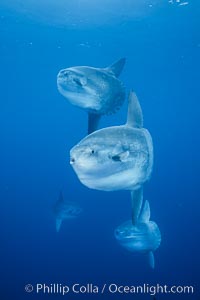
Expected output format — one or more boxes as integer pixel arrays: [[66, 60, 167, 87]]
[[114, 200, 161, 268], [57, 58, 126, 133], [70, 91, 153, 223], [54, 192, 82, 232]]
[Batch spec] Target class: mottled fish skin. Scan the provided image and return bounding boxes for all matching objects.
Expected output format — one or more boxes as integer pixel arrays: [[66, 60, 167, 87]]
[[70, 91, 153, 192], [57, 62, 126, 115], [70, 126, 153, 191]]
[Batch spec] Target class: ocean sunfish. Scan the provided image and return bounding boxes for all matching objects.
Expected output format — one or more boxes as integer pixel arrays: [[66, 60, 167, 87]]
[[114, 200, 161, 268], [57, 58, 126, 133], [70, 91, 153, 223], [54, 191, 82, 232]]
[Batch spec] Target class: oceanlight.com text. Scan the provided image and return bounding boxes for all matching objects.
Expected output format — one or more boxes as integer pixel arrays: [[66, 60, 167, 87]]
[[25, 283, 194, 296]]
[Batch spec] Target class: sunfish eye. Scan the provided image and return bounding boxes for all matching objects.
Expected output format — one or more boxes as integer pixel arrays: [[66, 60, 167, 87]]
[[59, 70, 71, 77], [73, 77, 83, 86], [73, 76, 87, 87], [91, 150, 95, 154], [115, 230, 120, 236], [116, 229, 124, 236]]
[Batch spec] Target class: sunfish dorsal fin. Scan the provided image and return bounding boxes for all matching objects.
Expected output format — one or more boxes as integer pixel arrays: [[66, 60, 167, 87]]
[[56, 218, 62, 232], [139, 200, 150, 223], [149, 251, 155, 269], [126, 91, 143, 128], [88, 113, 101, 134], [106, 58, 126, 77], [131, 187, 143, 225]]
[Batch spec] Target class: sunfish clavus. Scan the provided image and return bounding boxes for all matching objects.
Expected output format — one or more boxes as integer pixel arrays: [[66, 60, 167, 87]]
[[70, 91, 153, 223], [114, 200, 161, 268], [57, 58, 126, 133]]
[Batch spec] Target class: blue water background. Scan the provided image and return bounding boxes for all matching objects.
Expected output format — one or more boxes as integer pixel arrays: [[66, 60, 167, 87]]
[[0, 1, 200, 299]]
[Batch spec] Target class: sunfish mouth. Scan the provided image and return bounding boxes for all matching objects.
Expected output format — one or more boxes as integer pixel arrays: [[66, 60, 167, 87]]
[[124, 232, 145, 238], [116, 231, 144, 238], [70, 157, 75, 164]]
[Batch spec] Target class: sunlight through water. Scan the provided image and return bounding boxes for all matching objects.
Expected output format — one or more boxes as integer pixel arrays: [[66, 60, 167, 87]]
[[0, 0, 184, 27]]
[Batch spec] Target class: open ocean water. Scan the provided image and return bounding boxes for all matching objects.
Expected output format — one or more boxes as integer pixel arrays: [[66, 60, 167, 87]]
[[0, 0, 200, 299]]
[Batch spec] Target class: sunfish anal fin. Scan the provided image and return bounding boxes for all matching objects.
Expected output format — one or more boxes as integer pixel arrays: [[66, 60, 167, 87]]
[[149, 251, 155, 269], [106, 58, 126, 77], [131, 187, 143, 225], [126, 91, 143, 128], [88, 113, 101, 134], [56, 218, 62, 232], [139, 200, 150, 223]]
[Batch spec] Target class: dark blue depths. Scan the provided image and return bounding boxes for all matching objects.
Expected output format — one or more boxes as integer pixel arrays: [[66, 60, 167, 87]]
[[0, 1, 200, 299]]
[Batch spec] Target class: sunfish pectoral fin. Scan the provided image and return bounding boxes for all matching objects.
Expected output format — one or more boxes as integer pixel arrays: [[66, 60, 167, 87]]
[[148, 251, 155, 269], [111, 151, 129, 162], [56, 218, 62, 232], [88, 113, 101, 134], [139, 200, 150, 223], [126, 91, 143, 128], [131, 187, 143, 225], [106, 58, 126, 77]]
